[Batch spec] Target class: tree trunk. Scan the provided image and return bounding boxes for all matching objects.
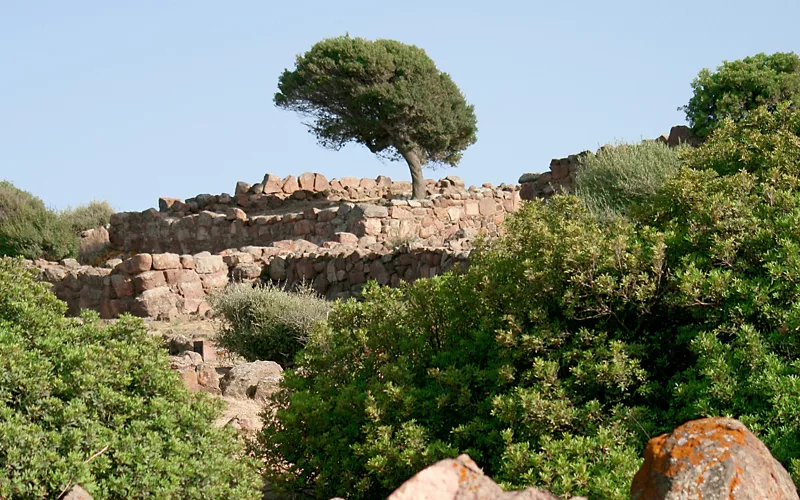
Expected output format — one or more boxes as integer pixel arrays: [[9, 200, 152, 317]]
[[400, 149, 426, 199]]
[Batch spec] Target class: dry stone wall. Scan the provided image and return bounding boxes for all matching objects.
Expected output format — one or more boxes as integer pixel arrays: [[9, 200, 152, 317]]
[[31, 244, 469, 319], [110, 174, 520, 255]]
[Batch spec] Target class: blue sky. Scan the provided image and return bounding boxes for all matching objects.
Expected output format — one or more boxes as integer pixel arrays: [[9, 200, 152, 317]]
[[1, 1, 799, 212]]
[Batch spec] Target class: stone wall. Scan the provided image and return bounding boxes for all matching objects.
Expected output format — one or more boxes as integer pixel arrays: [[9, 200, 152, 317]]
[[110, 177, 520, 255], [31, 245, 469, 319]]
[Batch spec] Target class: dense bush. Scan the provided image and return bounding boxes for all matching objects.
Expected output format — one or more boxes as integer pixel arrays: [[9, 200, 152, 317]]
[[573, 140, 682, 218], [0, 182, 114, 262], [682, 51, 800, 138], [60, 200, 115, 235], [0, 182, 77, 261], [0, 257, 262, 499], [254, 105, 800, 499], [211, 282, 330, 366]]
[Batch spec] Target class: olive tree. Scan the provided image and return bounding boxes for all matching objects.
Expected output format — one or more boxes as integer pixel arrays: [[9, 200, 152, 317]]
[[274, 35, 478, 199], [682, 52, 800, 138]]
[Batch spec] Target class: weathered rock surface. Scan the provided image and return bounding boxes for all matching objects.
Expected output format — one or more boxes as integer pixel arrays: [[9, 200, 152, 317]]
[[387, 454, 583, 500], [61, 484, 93, 500], [631, 417, 799, 500], [220, 360, 283, 400]]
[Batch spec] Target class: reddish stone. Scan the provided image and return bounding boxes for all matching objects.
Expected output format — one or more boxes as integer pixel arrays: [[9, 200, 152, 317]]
[[390, 207, 414, 219], [282, 175, 299, 194], [313, 173, 329, 191], [158, 197, 183, 212], [180, 254, 195, 269], [298, 172, 316, 190], [329, 179, 343, 191], [109, 298, 131, 316], [125, 254, 152, 274], [225, 207, 247, 221], [133, 270, 167, 293], [262, 173, 283, 194], [151, 253, 181, 270], [359, 178, 377, 189], [376, 175, 392, 187], [478, 198, 497, 216], [293, 219, 315, 236], [631, 417, 799, 500], [335, 232, 359, 244], [551, 161, 570, 180], [178, 280, 205, 300], [200, 270, 229, 291], [110, 274, 134, 298]]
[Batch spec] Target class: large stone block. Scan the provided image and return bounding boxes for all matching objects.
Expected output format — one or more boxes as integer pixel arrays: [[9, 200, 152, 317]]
[[194, 252, 226, 274], [631, 417, 799, 500], [151, 253, 181, 270], [200, 270, 229, 291], [262, 173, 283, 194], [132, 287, 179, 319], [124, 254, 152, 274], [110, 274, 134, 298], [298, 172, 316, 190], [133, 270, 167, 293]]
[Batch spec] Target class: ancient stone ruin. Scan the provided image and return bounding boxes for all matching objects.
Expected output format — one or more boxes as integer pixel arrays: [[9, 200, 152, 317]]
[[29, 124, 697, 321]]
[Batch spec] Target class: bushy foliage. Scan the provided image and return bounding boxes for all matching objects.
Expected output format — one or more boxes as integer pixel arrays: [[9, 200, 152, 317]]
[[254, 105, 800, 499], [0, 181, 77, 261], [210, 282, 330, 366], [574, 140, 683, 218], [60, 200, 115, 234], [0, 182, 114, 262], [682, 51, 800, 138], [0, 258, 262, 499]]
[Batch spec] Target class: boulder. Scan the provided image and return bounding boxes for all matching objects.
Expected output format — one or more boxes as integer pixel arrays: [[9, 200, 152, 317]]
[[62, 484, 94, 500], [220, 360, 283, 400], [232, 262, 263, 281], [225, 207, 247, 221], [158, 197, 183, 212], [132, 287, 178, 319], [388, 454, 579, 500], [163, 333, 193, 355], [631, 417, 799, 500], [282, 175, 299, 194], [298, 172, 316, 191], [235, 181, 251, 195], [262, 173, 283, 194]]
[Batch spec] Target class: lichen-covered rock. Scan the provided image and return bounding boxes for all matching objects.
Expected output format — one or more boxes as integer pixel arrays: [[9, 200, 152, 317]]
[[631, 417, 799, 500], [387, 454, 580, 500]]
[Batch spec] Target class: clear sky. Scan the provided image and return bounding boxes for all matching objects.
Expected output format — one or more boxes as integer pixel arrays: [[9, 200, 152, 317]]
[[2, 1, 799, 212]]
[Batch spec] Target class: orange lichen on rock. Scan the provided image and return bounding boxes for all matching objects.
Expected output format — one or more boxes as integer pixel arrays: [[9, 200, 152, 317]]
[[631, 417, 799, 500]]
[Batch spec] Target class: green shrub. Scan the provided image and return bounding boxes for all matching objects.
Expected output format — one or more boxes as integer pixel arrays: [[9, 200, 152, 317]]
[[0, 182, 77, 261], [60, 201, 115, 234], [573, 140, 682, 218], [254, 106, 800, 499], [682, 51, 800, 138], [0, 257, 262, 499], [210, 282, 330, 366]]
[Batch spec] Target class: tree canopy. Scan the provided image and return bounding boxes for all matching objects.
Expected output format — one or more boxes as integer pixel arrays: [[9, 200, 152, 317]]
[[274, 35, 478, 198], [682, 51, 800, 138]]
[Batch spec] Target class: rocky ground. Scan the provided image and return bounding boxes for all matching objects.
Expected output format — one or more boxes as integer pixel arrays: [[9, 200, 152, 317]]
[[144, 314, 277, 434]]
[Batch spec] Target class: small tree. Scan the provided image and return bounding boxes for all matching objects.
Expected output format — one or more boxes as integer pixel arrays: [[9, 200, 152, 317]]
[[681, 52, 800, 138], [274, 35, 478, 199]]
